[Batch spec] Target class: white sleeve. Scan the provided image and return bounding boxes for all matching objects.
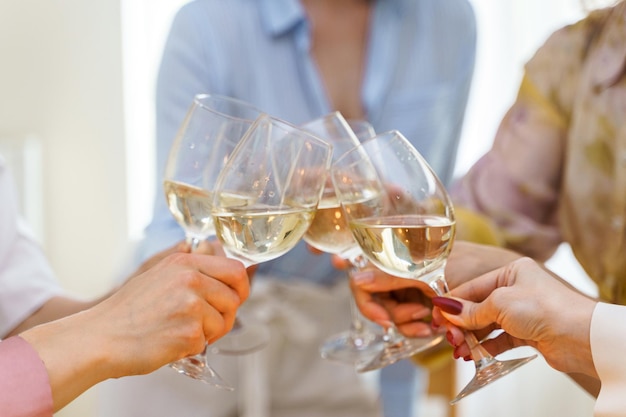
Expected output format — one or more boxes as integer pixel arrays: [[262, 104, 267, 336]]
[[591, 302, 626, 417], [0, 157, 63, 337]]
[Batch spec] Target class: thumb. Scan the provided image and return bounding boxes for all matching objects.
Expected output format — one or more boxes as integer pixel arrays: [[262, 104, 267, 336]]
[[432, 296, 492, 331]]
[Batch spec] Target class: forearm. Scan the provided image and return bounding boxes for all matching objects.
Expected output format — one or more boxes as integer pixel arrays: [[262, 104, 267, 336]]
[[19, 308, 116, 411], [7, 295, 110, 337]]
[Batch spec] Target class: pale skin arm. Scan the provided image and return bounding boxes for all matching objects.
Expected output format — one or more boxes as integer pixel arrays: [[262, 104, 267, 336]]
[[19, 252, 248, 412]]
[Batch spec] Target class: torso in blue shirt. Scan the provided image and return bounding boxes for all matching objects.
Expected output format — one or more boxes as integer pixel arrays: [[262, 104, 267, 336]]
[[142, 0, 476, 285]]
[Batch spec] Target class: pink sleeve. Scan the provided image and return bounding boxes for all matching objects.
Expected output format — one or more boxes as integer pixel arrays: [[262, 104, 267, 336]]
[[0, 336, 53, 417]]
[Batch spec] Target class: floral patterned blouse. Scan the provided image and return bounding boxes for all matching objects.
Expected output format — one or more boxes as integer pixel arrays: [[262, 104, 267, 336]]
[[452, 2, 626, 303]]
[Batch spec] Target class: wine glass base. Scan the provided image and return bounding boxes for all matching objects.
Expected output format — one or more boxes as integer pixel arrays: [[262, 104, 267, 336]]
[[356, 333, 445, 372], [169, 357, 234, 390], [208, 319, 271, 355], [450, 354, 538, 404], [319, 330, 385, 364]]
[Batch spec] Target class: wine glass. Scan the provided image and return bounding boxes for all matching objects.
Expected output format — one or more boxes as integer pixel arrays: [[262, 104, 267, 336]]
[[163, 93, 265, 387], [323, 128, 443, 372], [331, 130, 537, 403], [211, 113, 332, 272], [298, 112, 385, 364]]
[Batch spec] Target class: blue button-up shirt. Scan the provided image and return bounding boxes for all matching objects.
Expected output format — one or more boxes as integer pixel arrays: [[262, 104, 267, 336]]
[[139, 0, 476, 416], [143, 0, 476, 282]]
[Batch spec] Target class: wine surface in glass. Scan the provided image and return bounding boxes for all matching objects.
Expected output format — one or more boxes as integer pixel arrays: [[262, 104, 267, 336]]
[[213, 205, 315, 265], [164, 179, 214, 237], [349, 214, 455, 280], [303, 195, 355, 255]]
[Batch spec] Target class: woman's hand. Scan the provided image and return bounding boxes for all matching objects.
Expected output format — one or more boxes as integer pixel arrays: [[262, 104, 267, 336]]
[[20, 252, 249, 410], [432, 257, 597, 377], [346, 241, 524, 337]]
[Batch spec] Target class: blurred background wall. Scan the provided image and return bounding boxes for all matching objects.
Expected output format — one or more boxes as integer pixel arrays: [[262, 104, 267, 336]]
[[1, 1, 128, 415], [0, 0, 607, 416]]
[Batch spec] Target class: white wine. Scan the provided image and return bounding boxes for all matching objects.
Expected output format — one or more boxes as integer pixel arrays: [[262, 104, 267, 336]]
[[349, 214, 455, 279], [303, 196, 356, 256], [213, 205, 316, 266], [164, 179, 214, 237]]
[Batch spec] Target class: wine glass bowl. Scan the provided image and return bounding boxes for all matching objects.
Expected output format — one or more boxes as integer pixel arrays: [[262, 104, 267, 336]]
[[163, 181, 213, 249], [331, 130, 536, 399], [164, 93, 263, 248], [301, 113, 367, 259], [212, 114, 332, 268]]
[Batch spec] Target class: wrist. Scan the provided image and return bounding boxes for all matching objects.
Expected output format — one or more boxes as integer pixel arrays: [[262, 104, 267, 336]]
[[20, 308, 115, 410], [551, 294, 597, 376]]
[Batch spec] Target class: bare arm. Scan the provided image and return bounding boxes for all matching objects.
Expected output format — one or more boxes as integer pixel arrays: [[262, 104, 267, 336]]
[[20, 252, 248, 411]]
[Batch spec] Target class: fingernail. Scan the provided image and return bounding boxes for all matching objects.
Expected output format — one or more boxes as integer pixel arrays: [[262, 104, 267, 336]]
[[375, 320, 394, 329], [351, 270, 375, 285], [432, 297, 463, 315]]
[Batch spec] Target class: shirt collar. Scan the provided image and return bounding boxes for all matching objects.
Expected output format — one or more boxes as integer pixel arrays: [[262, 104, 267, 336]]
[[258, 0, 409, 37], [259, 0, 306, 37]]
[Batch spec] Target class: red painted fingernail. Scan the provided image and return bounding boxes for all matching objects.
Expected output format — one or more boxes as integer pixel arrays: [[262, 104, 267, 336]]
[[432, 297, 463, 315], [446, 331, 456, 346]]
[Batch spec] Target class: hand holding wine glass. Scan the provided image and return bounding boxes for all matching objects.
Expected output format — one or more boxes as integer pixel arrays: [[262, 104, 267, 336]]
[[331, 130, 536, 403], [163, 93, 263, 387]]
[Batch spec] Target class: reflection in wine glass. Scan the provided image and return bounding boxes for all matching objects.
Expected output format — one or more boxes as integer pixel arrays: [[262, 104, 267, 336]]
[[163, 93, 264, 387], [212, 114, 331, 269], [331, 130, 536, 403], [299, 112, 385, 364]]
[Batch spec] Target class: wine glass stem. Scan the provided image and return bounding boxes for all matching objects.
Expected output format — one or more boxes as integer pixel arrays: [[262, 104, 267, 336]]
[[348, 254, 380, 339], [187, 236, 201, 251], [429, 274, 494, 365], [464, 331, 494, 365], [347, 255, 371, 338], [348, 291, 365, 333]]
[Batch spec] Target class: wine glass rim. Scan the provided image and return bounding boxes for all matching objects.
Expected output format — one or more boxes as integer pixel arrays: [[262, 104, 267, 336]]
[[332, 129, 412, 167], [301, 110, 345, 125], [193, 93, 264, 122], [251, 113, 334, 155]]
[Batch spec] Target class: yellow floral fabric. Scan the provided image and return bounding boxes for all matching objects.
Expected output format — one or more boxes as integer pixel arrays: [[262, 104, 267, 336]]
[[452, 2, 626, 304]]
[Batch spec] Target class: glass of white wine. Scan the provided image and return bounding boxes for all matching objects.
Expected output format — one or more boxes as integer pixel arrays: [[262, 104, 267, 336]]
[[211, 113, 332, 271], [331, 130, 537, 402], [163, 93, 264, 387], [299, 112, 385, 365]]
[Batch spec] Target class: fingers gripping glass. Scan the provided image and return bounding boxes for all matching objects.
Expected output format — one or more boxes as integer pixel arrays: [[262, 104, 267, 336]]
[[331, 130, 536, 403]]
